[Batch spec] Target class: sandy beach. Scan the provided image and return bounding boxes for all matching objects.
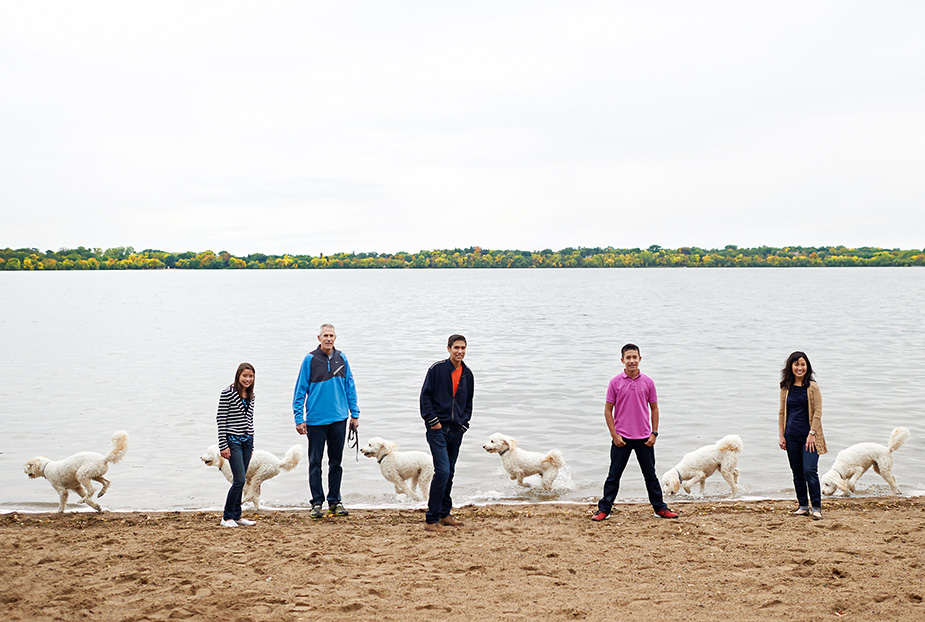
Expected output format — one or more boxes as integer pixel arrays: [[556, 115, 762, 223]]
[[2, 497, 923, 621]]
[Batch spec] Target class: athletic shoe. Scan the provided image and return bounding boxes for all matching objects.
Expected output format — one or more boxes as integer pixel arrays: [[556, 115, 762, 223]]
[[329, 503, 349, 516], [424, 522, 443, 533], [309, 504, 324, 519], [591, 511, 610, 521], [811, 511, 823, 521], [236, 518, 256, 526], [655, 509, 679, 519], [220, 519, 238, 528]]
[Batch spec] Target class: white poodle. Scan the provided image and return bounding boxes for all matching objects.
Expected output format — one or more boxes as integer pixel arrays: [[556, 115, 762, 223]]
[[24, 430, 130, 513], [361, 437, 434, 501], [821, 427, 910, 496], [482, 433, 565, 491], [200, 444, 302, 509], [661, 434, 743, 497]]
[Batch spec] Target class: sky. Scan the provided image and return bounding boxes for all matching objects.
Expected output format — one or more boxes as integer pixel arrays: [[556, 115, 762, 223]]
[[1, 2, 923, 256]]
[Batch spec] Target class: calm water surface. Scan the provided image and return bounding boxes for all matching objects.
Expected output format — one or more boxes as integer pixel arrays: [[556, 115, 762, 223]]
[[1, 268, 923, 512]]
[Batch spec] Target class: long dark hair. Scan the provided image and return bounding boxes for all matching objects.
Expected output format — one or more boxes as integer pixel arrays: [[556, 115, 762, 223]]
[[234, 362, 255, 400], [780, 351, 815, 389]]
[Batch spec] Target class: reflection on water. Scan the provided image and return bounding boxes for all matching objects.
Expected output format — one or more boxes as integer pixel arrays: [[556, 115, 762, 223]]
[[1, 268, 923, 511]]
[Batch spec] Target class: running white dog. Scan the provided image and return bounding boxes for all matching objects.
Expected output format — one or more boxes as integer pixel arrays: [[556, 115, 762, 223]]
[[361, 437, 434, 501], [661, 434, 743, 497], [200, 444, 302, 509], [24, 430, 130, 513], [820, 427, 910, 496], [482, 433, 565, 491]]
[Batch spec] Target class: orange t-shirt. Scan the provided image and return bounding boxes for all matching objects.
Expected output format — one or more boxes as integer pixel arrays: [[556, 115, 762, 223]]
[[451, 365, 463, 396]]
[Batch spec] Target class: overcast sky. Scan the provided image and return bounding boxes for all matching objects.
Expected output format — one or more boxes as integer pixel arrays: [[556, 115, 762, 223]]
[[2, 2, 923, 255]]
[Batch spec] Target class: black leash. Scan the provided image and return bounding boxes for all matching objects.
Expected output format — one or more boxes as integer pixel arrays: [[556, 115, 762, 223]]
[[347, 426, 359, 461]]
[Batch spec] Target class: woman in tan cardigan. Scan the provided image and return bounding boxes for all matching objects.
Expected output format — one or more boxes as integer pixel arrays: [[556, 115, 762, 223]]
[[778, 351, 827, 520]]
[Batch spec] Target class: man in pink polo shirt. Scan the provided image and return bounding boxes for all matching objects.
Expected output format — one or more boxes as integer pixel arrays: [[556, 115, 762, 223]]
[[592, 343, 678, 520]]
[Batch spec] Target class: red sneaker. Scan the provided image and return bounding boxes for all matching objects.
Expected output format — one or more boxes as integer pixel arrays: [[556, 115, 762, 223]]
[[591, 511, 610, 521], [655, 508, 679, 519]]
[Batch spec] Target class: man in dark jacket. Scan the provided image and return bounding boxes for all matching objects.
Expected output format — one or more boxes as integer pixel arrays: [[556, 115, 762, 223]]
[[420, 334, 473, 532]]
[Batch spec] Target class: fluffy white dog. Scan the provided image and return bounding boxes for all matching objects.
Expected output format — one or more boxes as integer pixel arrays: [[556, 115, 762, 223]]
[[482, 433, 565, 491], [200, 444, 302, 509], [24, 430, 129, 513], [361, 437, 434, 501], [661, 434, 743, 497], [820, 427, 910, 496]]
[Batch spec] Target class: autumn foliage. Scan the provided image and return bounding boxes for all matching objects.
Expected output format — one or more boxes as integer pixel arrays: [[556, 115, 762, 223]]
[[1, 245, 923, 270]]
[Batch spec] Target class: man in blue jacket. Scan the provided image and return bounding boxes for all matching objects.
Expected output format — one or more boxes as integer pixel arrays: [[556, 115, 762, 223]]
[[293, 324, 360, 519], [420, 334, 474, 532]]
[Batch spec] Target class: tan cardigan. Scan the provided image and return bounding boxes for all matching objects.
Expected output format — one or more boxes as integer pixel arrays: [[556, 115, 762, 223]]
[[778, 380, 827, 454]]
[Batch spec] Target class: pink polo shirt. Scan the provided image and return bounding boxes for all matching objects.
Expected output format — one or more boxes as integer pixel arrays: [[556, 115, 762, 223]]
[[605, 371, 657, 440]]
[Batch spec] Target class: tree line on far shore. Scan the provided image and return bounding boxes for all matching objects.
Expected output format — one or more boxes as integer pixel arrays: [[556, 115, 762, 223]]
[[2, 245, 924, 271]]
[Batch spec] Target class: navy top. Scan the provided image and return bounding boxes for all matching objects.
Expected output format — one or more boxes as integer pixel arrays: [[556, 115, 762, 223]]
[[785, 384, 810, 439]]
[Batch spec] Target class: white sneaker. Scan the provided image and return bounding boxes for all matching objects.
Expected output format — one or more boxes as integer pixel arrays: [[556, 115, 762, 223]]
[[236, 518, 256, 526], [220, 519, 238, 528]]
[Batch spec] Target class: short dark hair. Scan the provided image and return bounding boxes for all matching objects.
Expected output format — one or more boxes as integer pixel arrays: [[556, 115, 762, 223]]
[[621, 343, 640, 357], [447, 334, 467, 348]]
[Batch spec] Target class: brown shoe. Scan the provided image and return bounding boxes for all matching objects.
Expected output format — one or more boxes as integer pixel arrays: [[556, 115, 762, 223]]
[[424, 522, 443, 533], [439, 516, 463, 527]]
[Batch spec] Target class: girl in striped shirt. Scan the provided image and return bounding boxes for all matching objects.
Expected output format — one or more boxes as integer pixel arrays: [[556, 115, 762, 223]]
[[217, 362, 256, 527]]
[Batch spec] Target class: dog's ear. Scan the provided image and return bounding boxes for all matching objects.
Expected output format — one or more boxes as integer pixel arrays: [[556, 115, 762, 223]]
[[504, 438, 514, 450], [834, 478, 850, 494], [385, 441, 397, 452]]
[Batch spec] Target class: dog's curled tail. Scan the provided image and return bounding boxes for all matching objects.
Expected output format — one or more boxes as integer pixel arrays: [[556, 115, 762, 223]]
[[280, 445, 303, 471], [107, 430, 130, 464], [545, 449, 566, 468], [888, 427, 910, 453], [716, 435, 744, 454]]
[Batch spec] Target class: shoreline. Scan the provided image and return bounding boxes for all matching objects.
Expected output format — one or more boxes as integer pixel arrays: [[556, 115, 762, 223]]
[[3, 491, 922, 515], [3, 497, 924, 621]]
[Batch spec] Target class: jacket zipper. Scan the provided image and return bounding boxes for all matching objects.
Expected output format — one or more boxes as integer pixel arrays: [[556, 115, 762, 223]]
[[450, 363, 460, 425]]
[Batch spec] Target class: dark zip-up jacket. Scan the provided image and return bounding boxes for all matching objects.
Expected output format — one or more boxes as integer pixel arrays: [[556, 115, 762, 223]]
[[420, 358, 474, 430]]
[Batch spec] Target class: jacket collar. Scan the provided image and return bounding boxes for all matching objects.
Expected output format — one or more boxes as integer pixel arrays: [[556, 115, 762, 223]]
[[444, 358, 466, 372], [312, 346, 338, 358]]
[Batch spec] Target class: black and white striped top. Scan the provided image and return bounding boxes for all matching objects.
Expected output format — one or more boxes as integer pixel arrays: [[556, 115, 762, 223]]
[[216, 385, 255, 450]]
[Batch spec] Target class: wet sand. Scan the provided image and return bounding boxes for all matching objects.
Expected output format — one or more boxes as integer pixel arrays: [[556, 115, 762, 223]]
[[1, 497, 923, 621]]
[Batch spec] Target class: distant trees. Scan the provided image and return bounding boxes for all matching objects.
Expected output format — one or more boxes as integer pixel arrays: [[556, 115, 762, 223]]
[[1, 245, 923, 271]]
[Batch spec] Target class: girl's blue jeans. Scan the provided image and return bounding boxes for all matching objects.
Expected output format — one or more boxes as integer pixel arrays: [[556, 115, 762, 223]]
[[785, 436, 821, 511], [223, 434, 253, 520]]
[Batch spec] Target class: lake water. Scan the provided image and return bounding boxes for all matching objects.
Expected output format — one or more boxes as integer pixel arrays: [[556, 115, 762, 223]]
[[1, 267, 923, 513]]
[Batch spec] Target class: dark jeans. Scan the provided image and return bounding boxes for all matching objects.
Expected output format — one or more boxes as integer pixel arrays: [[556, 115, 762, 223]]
[[597, 438, 667, 514], [785, 436, 821, 510], [223, 434, 253, 520], [307, 419, 348, 506], [425, 425, 464, 524]]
